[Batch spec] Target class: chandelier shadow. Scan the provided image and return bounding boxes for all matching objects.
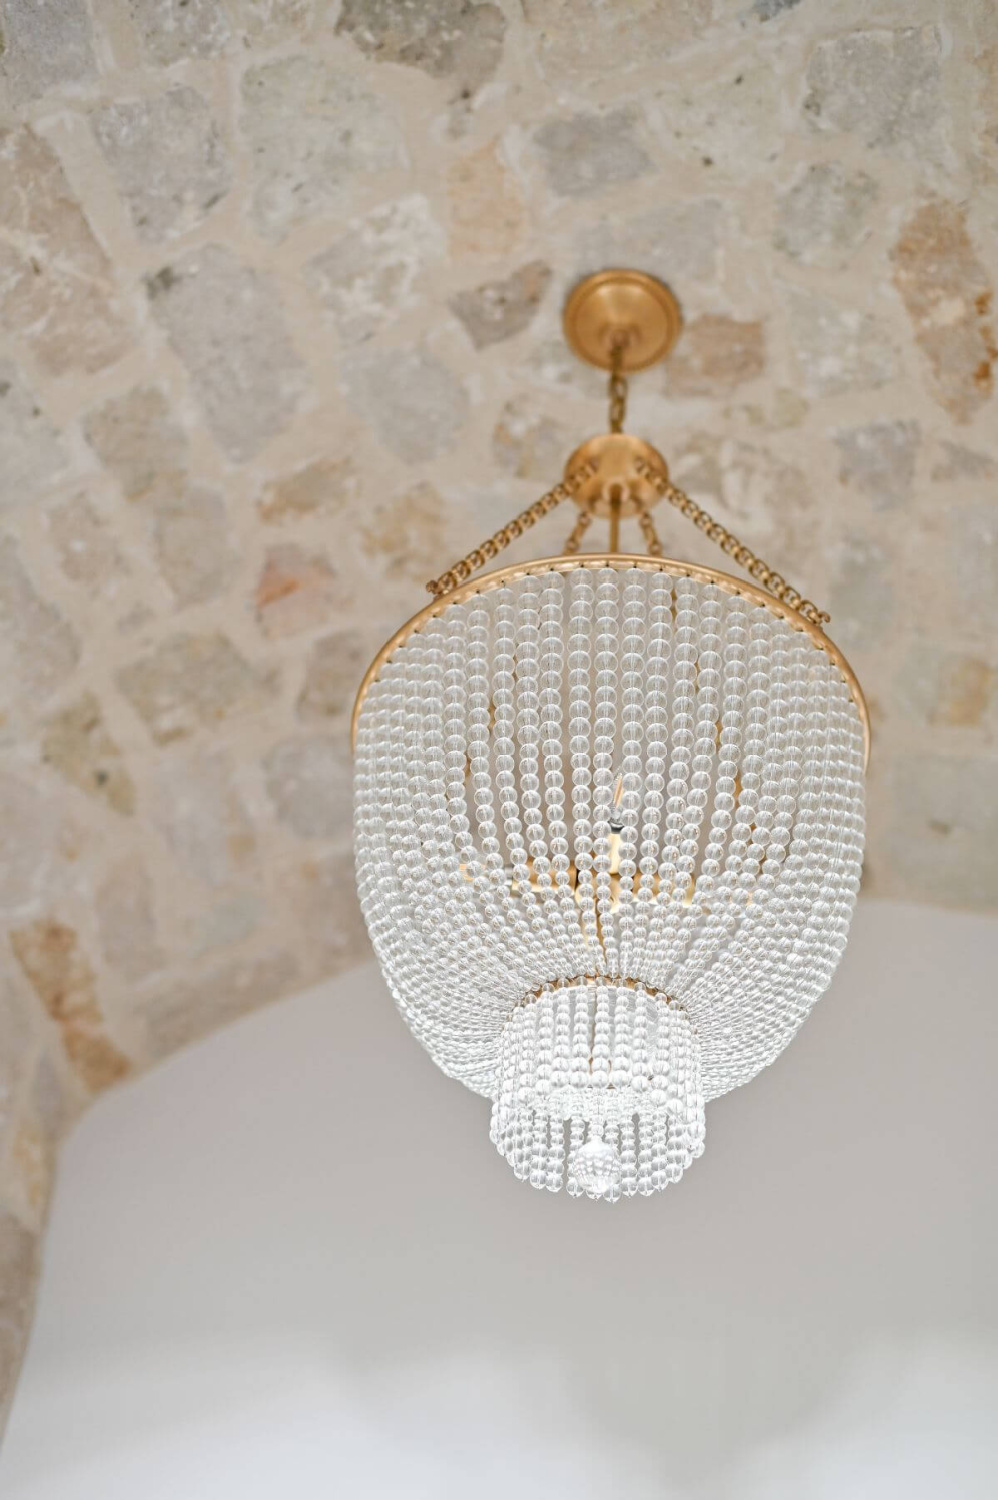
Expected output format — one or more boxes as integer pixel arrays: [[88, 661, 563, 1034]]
[[352, 272, 868, 1203]]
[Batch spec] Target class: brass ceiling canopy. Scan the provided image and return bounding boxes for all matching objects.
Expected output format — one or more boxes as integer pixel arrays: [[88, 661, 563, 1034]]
[[351, 268, 870, 1205]]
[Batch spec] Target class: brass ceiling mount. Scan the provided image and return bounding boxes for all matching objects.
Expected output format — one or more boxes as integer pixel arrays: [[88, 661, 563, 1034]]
[[562, 269, 682, 372]]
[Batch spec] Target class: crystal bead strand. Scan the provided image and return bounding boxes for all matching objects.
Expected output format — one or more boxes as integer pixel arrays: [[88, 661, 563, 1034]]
[[615, 573, 648, 978], [568, 568, 602, 971], [629, 571, 673, 978]]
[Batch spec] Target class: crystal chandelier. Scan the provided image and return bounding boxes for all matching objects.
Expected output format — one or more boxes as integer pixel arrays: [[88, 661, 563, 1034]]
[[352, 271, 869, 1202]]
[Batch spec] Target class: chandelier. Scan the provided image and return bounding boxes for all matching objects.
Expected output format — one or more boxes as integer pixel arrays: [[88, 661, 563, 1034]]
[[352, 270, 869, 1202]]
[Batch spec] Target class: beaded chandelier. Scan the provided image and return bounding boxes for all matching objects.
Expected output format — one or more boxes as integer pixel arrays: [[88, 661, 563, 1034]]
[[353, 271, 869, 1203]]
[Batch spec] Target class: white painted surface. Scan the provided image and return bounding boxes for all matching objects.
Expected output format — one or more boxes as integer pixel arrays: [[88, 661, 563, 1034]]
[[3, 898, 997, 1499]]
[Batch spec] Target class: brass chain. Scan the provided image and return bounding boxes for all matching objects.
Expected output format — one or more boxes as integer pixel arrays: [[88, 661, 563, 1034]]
[[635, 459, 830, 627], [634, 498, 663, 558], [425, 462, 596, 597], [608, 341, 628, 434], [562, 505, 594, 555]]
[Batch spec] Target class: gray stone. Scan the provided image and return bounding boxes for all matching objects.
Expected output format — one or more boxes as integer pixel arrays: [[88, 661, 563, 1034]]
[[150, 751, 255, 886], [96, 853, 163, 981], [0, 128, 131, 378], [227, 0, 312, 46], [577, 199, 724, 288], [146, 246, 307, 462], [0, 774, 61, 916], [670, 434, 814, 576], [0, 540, 80, 705], [129, 0, 231, 64], [492, 398, 569, 481], [0, 0, 96, 105], [344, 346, 468, 464], [191, 891, 263, 955], [306, 195, 444, 345], [336, 0, 505, 98], [84, 386, 187, 501], [533, 108, 653, 198], [882, 756, 998, 910], [264, 736, 351, 839], [834, 421, 920, 512], [449, 261, 552, 350], [950, 500, 998, 635], [241, 57, 405, 242], [664, 315, 765, 397], [803, 26, 943, 152], [650, 63, 784, 173], [42, 692, 136, 816], [143, 950, 299, 1061], [931, 442, 996, 483], [47, 496, 128, 595], [297, 630, 371, 723], [92, 87, 232, 243], [0, 1209, 38, 1436], [117, 632, 276, 744], [783, 285, 896, 398], [775, 163, 879, 269], [523, 1, 711, 81], [0, 362, 68, 503], [144, 481, 236, 607], [753, 0, 802, 17], [827, 536, 895, 653]]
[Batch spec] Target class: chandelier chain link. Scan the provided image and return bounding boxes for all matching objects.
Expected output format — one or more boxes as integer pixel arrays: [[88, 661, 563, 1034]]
[[562, 504, 595, 555], [608, 340, 628, 434]]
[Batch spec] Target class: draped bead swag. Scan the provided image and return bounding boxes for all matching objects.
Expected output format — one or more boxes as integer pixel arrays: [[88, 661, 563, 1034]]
[[354, 565, 865, 1199]]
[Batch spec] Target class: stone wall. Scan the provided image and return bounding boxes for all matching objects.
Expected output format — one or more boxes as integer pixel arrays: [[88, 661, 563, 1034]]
[[1, 0, 996, 1429]]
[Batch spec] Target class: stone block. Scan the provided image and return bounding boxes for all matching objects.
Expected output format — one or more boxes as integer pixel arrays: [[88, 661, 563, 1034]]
[[775, 163, 878, 270], [803, 27, 942, 153], [0, 0, 96, 105], [96, 853, 163, 981], [84, 386, 188, 501], [10, 921, 131, 1092], [142, 950, 299, 1061], [881, 755, 998, 910], [533, 108, 652, 198], [146, 246, 306, 462], [896, 646, 996, 731], [241, 57, 405, 241], [577, 199, 724, 288], [42, 692, 136, 816], [255, 544, 343, 638], [92, 87, 232, 243], [336, 0, 505, 98], [130, 0, 231, 64], [447, 140, 525, 258], [0, 1209, 38, 1435], [343, 347, 468, 464], [117, 632, 276, 744], [0, 128, 131, 377], [783, 285, 896, 398], [0, 363, 68, 503], [307, 195, 445, 344], [834, 420, 920, 512], [263, 735, 351, 839], [150, 750, 255, 886], [289, 851, 371, 976], [449, 261, 552, 350], [145, 481, 236, 608], [523, 0, 711, 80], [664, 315, 765, 397], [360, 481, 447, 582], [258, 457, 357, 524], [297, 630, 371, 723], [492, 398, 568, 481], [0, 540, 80, 705], [46, 496, 128, 594], [0, 775, 61, 916]]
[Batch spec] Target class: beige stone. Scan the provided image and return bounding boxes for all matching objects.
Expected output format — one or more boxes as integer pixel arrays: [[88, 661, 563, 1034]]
[[150, 750, 255, 886], [117, 633, 276, 744], [0, 775, 62, 916], [143, 950, 300, 1060], [578, 200, 725, 289], [42, 692, 136, 816], [524, 0, 711, 81], [84, 386, 188, 501], [336, 0, 505, 98], [96, 853, 163, 981], [255, 544, 343, 639], [361, 481, 447, 583], [46, 496, 128, 594], [0, 540, 80, 706], [931, 442, 996, 483], [289, 851, 371, 977], [263, 735, 351, 839], [0, 129, 131, 377], [0, 362, 69, 502], [0, 1209, 38, 1433], [898, 647, 996, 732], [450, 262, 552, 350], [130, 0, 231, 65], [307, 195, 444, 345], [227, 0, 312, 47], [447, 140, 526, 258], [258, 458, 357, 524], [533, 108, 652, 199], [891, 200, 996, 424], [783, 286, 897, 398], [665, 316, 765, 397], [344, 348, 469, 464], [10, 921, 131, 1092], [775, 163, 878, 270], [146, 247, 307, 462], [834, 421, 920, 512], [0, 0, 96, 106], [881, 755, 998, 910], [145, 481, 236, 608], [492, 399, 569, 481], [297, 630, 372, 723], [803, 26, 943, 153]]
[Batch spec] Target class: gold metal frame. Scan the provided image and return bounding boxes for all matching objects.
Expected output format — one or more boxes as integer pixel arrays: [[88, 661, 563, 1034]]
[[351, 553, 871, 768]]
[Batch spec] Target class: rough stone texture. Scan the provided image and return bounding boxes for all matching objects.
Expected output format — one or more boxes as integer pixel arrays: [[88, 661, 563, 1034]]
[[117, 634, 275, 744], [129, 0, 231, 65], [92, 88, 232, 244], [84, 386, 187, 501], [0, 0, 997, 1428], [150, 752, 255, 887], [147, 247, 306, 461], [255, 544, 342, 638], [0, 0, 96, 106], [450, 262, 552, 350], [241, 58, 405, 241], [891, 201, 996, 424], [0, 1210, 38, 1435], [344, 347, 469, 463], [42, 692, 136, 816], [533, 108, 653, 198], [297, 630, 371, 723], [775, 164, 879, 270], [0, 128, 130, 377], [336, 0, 505, 99], [0, 541, 80, 707], [834, 421, 920, 513], [9, 921, 131, 1092], [664, 315, 765, 397], [264, 736, 351, 839], [307, 195, 444, 345], [0, 363, 68, 502], [803, 27, 943, 153], [96, 854, 162, 981], [784, 286, 897, 398]]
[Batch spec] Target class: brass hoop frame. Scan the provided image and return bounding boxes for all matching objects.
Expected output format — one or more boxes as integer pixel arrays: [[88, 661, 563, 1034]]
[[352, 554, 871, 767]]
